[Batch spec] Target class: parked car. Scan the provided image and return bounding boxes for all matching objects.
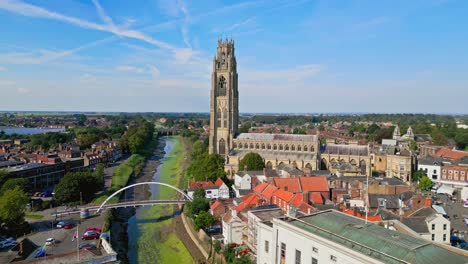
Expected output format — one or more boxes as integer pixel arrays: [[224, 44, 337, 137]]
[[56, 221, 67, 228], [79, 243, 97, 250], [63, 223, 75, 229], [82, 231, 100, 240], [45, 238, 55, 246], [85, 227, 102, 233]]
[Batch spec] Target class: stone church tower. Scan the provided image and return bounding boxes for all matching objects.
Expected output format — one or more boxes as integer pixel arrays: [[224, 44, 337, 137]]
[[209, 39, 239, 157]]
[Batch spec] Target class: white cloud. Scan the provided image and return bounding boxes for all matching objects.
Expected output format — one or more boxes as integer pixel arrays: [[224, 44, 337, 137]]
[[149, 65, 160, 78], [0, 37, 114, 65], [92, 0, 116, 29], [212, 17, 257, 33], [0, 0, 176, 51], [115, 65, 145, 74], [0, 66, 7, 71], [80, 74, 97, 82], [17, 87, 30, 94]]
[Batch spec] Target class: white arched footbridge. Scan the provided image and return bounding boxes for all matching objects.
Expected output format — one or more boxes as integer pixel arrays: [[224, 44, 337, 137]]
[[52, 181, 192, 217]]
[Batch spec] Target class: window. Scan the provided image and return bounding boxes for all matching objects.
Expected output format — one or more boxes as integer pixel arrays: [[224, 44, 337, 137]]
[[432, 175, 437, 180], [432, 224, 435, 230], [432, 234, 435, 241], [219, 139, 226, 155], [443, 224, 447, 230], [311, 258, 318, 264], [295, 250, 301, 264], [312, 247, 318, 253], [330, 255, 337, 262], [433, 169, 437, 174], [218, 76, 226, 96], [264, 240, 269, 253], [443, 234, 447, 241], [223, 112, 227, 128], [216, 111, 222, 127], [280, 243, 286, 259]]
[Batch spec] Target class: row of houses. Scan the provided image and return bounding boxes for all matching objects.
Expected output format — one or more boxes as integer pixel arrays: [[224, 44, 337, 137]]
[[188, 163, 462, 262], [0, 140, 123, 191]]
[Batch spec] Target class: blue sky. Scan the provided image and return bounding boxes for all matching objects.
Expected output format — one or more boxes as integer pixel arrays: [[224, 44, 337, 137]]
[[0, 0, 467, 113]]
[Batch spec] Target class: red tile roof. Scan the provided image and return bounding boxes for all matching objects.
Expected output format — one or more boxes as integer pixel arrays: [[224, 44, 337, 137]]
[[340, 206, 382, 222], [435, 148, 468, 160], [214, 178, 225, 187], [235, 193, 260, 212], [273, 178, 301, 193], [189, 181, 215, 189], [311, 192, 324, 205], [297, 202, 316, 215], [261, 185, 278, 199], [253, 182, 269, 194], [210, 200, 221, 210], [290, 193, 303, 207], [299, 176, 329, 192], [273, 189, 294, 202], [222, 210, 232, 223]]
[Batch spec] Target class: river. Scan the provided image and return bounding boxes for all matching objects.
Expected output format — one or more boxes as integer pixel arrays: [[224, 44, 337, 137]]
[[0, 126, 66, 135], [126, 137, 193, 263]]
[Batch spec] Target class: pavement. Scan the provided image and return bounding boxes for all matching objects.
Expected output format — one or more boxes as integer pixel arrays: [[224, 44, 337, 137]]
[[434, 192, 468, 233]]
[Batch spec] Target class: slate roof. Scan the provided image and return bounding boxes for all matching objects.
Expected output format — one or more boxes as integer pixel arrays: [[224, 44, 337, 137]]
[[286, 210, 468, 264], [321, 144, 369, 156], [409, 207, 435, 217], [418, 156, 443, 166], [237, 133, 318, 142], [402, 217, 429, 233], [414, 134, 433, 143], [368, 194, 401, 209]]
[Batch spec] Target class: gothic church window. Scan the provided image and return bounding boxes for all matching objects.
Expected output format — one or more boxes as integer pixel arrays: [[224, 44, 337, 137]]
[[218, 76, 226, 96], [279, 144, 283, 150], [304, 145, 308, 151], [219, 139, 226, 155], [216, 111, 222, 127], [222, 109, 228, 128], [297, 145, 301, 151]]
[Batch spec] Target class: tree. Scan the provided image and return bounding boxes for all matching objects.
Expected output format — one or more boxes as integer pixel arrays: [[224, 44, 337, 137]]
[[54, 171, 101, 204], [409, 140, 418, 151], [0, 170, 8, 188], [194, 211, 215, 230], [185, 197, 210, 218], [193, 187, 205, 199], [0, 178, 31, 196], [418, 175, 433, 191], [0, 187, 29, 229], [412, 170, 427, 182], [239, 152, 265, 171]]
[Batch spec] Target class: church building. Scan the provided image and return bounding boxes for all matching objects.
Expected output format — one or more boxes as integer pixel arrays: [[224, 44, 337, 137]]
[[208, 39, 371, 176]]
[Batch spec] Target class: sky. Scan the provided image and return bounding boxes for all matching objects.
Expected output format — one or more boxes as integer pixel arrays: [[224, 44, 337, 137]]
[[0, 0, 467, 114]]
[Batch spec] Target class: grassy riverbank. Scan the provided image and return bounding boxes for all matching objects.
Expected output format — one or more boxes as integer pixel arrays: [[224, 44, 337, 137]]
[[136, 136, 194, 263]]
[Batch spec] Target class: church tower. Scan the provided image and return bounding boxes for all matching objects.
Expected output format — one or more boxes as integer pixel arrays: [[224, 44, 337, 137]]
[[209, 39, 239, 157]]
